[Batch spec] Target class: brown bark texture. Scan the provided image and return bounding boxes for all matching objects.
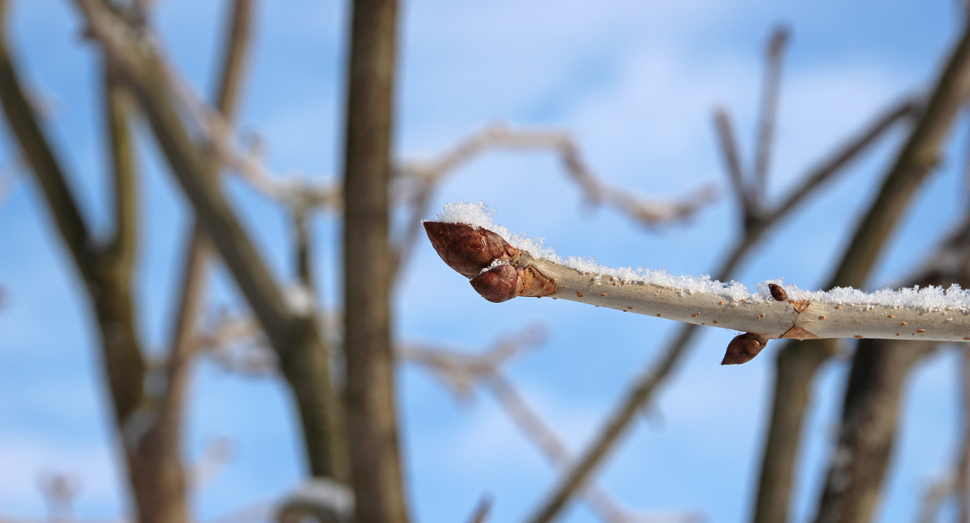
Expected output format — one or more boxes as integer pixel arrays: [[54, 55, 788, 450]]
[[342, 0, 410, 521]]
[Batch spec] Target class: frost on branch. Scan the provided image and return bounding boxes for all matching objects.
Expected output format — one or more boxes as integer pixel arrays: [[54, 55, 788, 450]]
[[426, 202, 970, 364]]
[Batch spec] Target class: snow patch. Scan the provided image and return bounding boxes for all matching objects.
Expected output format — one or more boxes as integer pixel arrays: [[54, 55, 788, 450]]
[[285, 285, 316, 316], [433, 202, 970, 311]]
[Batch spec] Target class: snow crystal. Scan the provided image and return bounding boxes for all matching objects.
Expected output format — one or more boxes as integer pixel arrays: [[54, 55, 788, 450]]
[[783, 283, 970, 311], [480, 257, 511, 275], [432, 202, 970, 311]]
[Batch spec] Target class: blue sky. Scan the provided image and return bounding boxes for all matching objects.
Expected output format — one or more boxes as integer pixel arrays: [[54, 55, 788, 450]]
[[1, 1, 968, 522]]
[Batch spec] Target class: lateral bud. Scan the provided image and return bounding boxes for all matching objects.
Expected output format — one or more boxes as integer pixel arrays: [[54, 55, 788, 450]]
[[768, 283, 788, 302], [471, 264, 522, 303], [721, 332, 770, 365], [471, 264, 558, 303]]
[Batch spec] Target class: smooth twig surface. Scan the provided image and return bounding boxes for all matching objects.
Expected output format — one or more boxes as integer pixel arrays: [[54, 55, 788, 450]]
[[426, 219, 970, 346]]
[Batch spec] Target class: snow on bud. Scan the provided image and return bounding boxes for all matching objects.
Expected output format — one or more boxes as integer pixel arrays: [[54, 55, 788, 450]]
[[424, 222, 518, 279], [768, 283, 788, 301]]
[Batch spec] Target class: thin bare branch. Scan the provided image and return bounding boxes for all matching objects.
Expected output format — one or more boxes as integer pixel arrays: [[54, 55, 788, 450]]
[[713, 107, 750, 216], [427, 218, 970, 346], [392, 125, 716, 278], [72, 0, 344, 482], [0, 20, 98, 280], [213, 0, 253, 121], [162, 0, 258, 471], [765, 97, 919, 224], [752, 25, 790, 199], [466, 496, 492, 523], [104, 69, 137, 276]]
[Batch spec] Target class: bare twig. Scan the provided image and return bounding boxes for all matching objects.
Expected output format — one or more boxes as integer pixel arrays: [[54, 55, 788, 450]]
[[393, 125, 717, 278], [161, 0, 257, 506], [427, 217, 970, 345], [752, 25, 790, 200], [764, 97, 919, 225], [713, 108, 750, 216], [71, 0, 344, 482], [465, 496, 492, 523], [915, 474, 954, 523], [0, 16, 97, 281]]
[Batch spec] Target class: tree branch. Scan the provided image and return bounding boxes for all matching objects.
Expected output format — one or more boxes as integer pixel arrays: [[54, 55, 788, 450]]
[[104, 68, 137, 278], [166, 0, 256, 425], [426, 217, 970, 347], [70, 0, 345, 481], [753, 13, 970, 522], [393, 125, 717, 278], [71, 0, 293, 343], [402, 329, 635, 523], [713, 107, 750, 216], [752, 25, 789, 200], [764, 97, 919, 224], [0, 17, 98, 281], [474, 78, 912, 523]]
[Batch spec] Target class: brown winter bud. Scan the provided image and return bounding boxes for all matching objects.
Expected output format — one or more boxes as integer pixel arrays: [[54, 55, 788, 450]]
[[721, 332, 770, 365], [424, 222, 518, 279], [768, 283, 788, 301], [470, 263, 558, 303], [471, 264, 523, 303]]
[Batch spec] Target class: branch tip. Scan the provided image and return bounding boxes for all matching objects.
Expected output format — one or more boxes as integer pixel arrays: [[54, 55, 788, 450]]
[[424, 221, 518, 279]]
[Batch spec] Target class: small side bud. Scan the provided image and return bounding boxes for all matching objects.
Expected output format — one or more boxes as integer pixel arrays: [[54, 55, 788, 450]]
[[721, 332, 770, 365], [471, 264, 523, 303], [768, 283, 788, 302]]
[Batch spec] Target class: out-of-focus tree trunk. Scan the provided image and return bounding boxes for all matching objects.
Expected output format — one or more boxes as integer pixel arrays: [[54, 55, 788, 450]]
[[342, 0, 409, 521]]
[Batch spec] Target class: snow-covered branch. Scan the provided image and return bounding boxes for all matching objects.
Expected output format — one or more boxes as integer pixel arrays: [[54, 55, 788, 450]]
[[426, 202, 970, 364]]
